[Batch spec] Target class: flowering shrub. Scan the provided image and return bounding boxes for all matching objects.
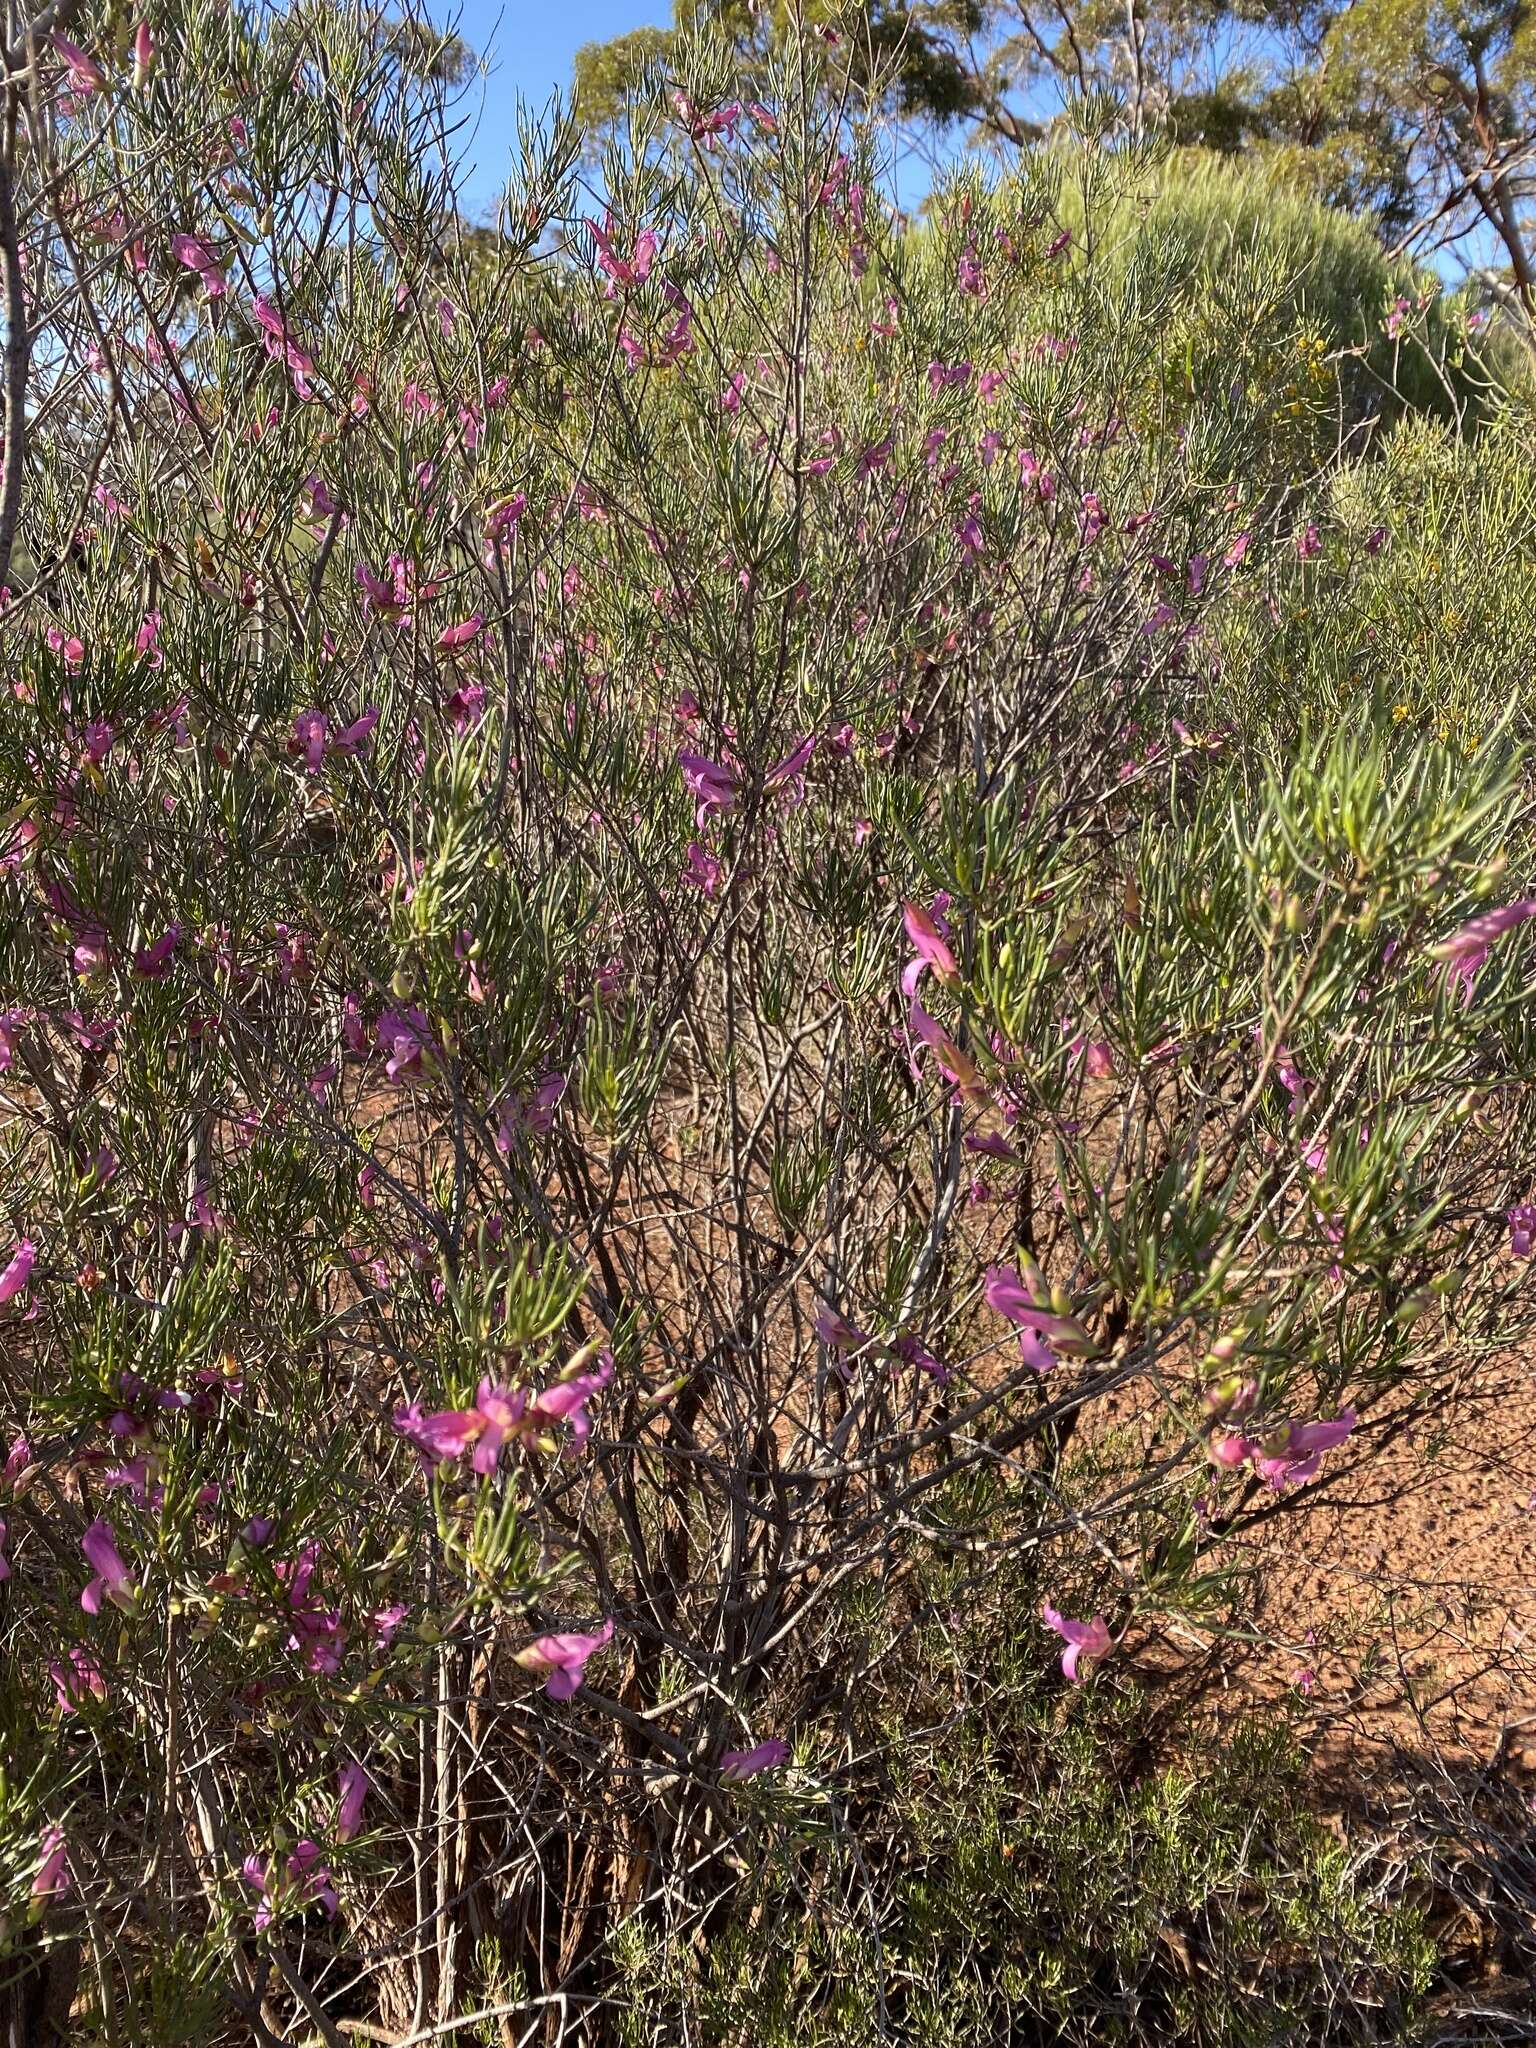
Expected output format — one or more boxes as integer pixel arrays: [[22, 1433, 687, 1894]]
[[0, 4, 1533, 2041]]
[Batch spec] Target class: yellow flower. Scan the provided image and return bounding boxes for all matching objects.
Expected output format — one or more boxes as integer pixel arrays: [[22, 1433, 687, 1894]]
[[1392, 703, 1410, 722]]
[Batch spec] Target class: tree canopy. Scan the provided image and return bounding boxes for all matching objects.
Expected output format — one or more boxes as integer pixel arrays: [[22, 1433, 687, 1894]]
[[572, 0, 1536, 322]]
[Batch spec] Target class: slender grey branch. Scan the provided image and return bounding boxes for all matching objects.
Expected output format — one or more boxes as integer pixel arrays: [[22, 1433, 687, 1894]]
[[0, 126, 27, 596]]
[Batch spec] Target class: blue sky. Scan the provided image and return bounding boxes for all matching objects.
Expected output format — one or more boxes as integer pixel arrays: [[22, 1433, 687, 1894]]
[[448, 0, 672, 217], [442, 0, 949, 218]]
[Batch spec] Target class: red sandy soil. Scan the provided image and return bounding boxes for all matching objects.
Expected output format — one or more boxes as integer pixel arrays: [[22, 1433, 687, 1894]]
[[1091, 1350, 1536, 2021], [1221, 1354, 1536, 1782]]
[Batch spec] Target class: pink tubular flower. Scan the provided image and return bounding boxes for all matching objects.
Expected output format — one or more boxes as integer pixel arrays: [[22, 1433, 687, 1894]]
[[0, 1237, 35, 1305], [1213, 1409, 1357, 1490], [1271, 1037, 1308, 1111], [1509, 1203, 1536, 1257], [901, 900, 959, 995], [336, 706, 380, 753], [966, 1131, 1020, 1164], [1251, 1410, 1357, 1489], [0, 1007, 26, 1070], [242, 1839, 337, 1930], [679, 749, 737, 821], [132, 20, 154, 86], [444, 681, 485, 731], [662, 302, 698, 373], [588, 214, 657, 291], [486, 490, 525, 543], [395, 1354, 612, 1472], [31, 1826, 69, 1899], [890, 1332, 951, 1384], [984, 1261, 1098, 1367], [927, 358, 971, 393], [355, 560, 397, 614], [857, 435, 893, 478], [529, 1350, 614, 1452], [515, 1619, 614, 1700], [305, 473, 341, 519], [1208, 1427, 1254, 1469], [765, 734, 816, 792], [435, 613, 484, 651], [50, 1645, 107, 1715], [1042, 1603, 1113, 1682], [170, 233, 227, 298], [290, 708, 328, 772], [372, 1601, 407, 1645], [496, 1071, 567, 1148], [250, 294, 315, 396], [1211, 1434, 1262, 1483], [44, 880, 109, 974], [907, 996, 984, 1100], [101, 1456, 154, 1506], [720, 1736, 788, 1780], [377, 1007, 439, 1086], [133, 926, 181, 978], [1431, 898, 1536, 1004], [275, 1543, 345, 1674], [81, 1516, 138, 1613], [814, 1303, 872, 1355], [984, 1262, 1055, 1372], [982, 1263, 1036, 1324], [335, 1762, 368, 1842], [238, 1852, 268, 1907], [175, 1181, 222, 1243], [468, 1384, 531, 1473], [392, 1401, 481, 1469], [289, 704, 376, 769], [674, 89, 739, 142], [45, 625, 85, 671], [0, 1514, 7, 1580], [52, 32, 104, 93], [342, 993, 370, 1056], [682, 839, 722, 897]]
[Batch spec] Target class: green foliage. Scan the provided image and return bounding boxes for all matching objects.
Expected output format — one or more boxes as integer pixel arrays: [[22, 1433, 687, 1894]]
[[611, 1714, 1436, 2046], [574, 0, 986, 147], [0, 7, 1533, 2043], [1075, 147, 1488, 439]]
